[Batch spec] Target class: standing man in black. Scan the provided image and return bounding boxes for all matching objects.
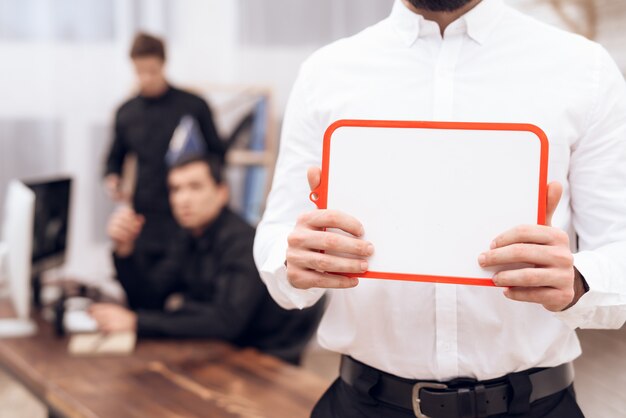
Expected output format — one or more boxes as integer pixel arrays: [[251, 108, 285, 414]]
[[104, 32, 225, 269]]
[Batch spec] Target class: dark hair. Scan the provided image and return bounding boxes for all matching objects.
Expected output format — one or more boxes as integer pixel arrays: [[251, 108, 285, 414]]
[[130, 32, 166, 61], [168, 154, 224, 185]]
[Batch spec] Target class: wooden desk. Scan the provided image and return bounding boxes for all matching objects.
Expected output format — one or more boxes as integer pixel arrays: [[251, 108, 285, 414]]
[[0, 302, 330, 418]]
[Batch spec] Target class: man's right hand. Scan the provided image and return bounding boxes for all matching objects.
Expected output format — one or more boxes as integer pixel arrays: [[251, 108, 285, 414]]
[[104, 174, 125, 202], [285, 167, 374, 290], [107, 206, 145, 258]]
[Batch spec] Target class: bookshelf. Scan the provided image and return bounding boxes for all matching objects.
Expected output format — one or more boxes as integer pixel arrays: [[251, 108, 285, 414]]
[[186, 84, 278, 225]]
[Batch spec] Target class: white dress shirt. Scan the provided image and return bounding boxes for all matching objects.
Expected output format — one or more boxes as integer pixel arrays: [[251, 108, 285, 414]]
[[254, 0, 626, 381]]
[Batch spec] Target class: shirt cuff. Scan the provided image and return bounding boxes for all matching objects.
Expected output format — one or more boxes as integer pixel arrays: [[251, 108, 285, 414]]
[[554, 250, 626, 329], [258, 238, 326, 310]]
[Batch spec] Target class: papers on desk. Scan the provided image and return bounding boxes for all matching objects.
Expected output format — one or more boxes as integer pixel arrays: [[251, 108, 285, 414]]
[[68, 332, 136, 356], [311, 120, 549, 287]]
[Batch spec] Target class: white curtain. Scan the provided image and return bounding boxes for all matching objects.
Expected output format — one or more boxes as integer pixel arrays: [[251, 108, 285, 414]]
[[238, 0, 395, 47], [0, 0, 173, 42], [0, 0, 115, 41], [0, 120, 62, 210]]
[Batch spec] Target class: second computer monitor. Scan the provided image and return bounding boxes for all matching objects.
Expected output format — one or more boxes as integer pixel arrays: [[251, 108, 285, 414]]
[[25, 177, 72, 276]]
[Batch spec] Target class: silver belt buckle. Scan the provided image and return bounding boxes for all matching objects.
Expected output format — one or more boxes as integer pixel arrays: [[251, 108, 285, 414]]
[[412, 382, 448, 418]]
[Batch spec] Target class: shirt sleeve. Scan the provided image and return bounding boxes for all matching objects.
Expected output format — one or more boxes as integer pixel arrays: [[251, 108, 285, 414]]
[[113, 252, 178, 311], [104, 110, 128, 177], [136, 234, 267, 340], [253, 62, 327, 310], [554, 45, 626, 329]]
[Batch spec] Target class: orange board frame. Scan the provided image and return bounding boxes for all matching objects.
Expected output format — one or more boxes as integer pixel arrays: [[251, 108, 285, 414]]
[[309, 119, 550, 287]]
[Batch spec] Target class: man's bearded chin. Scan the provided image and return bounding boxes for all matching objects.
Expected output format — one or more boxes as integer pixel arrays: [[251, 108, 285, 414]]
[[406, 0, 475, 12]]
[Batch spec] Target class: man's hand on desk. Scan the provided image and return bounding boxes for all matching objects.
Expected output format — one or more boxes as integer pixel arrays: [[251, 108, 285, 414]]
[[108, 206, 145, 258], [285, 167, 374, 290], [89, 304, 137, 333], [479, 182, 588, 312]]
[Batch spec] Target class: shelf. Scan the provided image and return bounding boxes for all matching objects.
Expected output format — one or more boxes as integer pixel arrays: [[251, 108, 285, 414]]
[[227, 150, 274, 166]]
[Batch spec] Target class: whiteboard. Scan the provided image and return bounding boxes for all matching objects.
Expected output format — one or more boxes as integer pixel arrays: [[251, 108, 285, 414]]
[[310, 120, 549, 286]]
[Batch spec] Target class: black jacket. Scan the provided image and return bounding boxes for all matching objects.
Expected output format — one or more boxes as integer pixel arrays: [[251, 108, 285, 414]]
[[105, 86, 225, 215], [114, 208, 323, 364]]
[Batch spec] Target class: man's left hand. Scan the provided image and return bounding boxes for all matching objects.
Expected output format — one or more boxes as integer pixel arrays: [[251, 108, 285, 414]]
[[89, 303, 137, 333], [478, 182, 586, 312]]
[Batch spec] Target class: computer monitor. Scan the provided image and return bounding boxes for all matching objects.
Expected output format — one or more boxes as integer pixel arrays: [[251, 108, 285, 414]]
[[0, 180, 37, 337], [23, 177, 72, 307]]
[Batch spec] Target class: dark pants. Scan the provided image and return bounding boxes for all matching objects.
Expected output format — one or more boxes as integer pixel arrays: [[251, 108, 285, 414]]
[[135, 211, 179, 254], [311, 378, 585, 418]]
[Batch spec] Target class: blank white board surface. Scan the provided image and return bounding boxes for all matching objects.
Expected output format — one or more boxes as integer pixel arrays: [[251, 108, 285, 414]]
[[310, 120, 549, 286]]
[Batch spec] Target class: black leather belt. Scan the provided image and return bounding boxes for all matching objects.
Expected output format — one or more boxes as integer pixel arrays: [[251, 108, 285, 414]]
[[339, 355, 574, 418]]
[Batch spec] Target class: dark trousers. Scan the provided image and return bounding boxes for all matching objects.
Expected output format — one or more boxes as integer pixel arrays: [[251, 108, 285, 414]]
[[311, 378, 585, 418], [135, 211, 179, 254]]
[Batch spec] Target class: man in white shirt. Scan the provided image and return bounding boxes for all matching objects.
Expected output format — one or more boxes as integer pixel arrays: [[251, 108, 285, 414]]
[[254, 0, 626, 416]]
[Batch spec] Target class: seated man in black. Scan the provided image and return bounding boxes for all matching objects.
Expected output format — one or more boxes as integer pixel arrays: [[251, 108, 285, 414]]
[[91, 155, 323, 364]]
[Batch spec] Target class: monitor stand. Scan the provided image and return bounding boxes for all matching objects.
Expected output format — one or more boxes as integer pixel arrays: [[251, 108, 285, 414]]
[[0, 319, 37, 337]]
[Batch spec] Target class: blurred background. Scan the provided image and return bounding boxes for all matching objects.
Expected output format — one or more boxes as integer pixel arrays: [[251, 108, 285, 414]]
[[0, 0, 624, 284], [0, 1, 624, 417]]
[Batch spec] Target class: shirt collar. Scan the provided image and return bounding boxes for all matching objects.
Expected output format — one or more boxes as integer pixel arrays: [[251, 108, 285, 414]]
[[185, 207, 228, 252], [139, 84, 173, 102], [389, 0, 505, 46]]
